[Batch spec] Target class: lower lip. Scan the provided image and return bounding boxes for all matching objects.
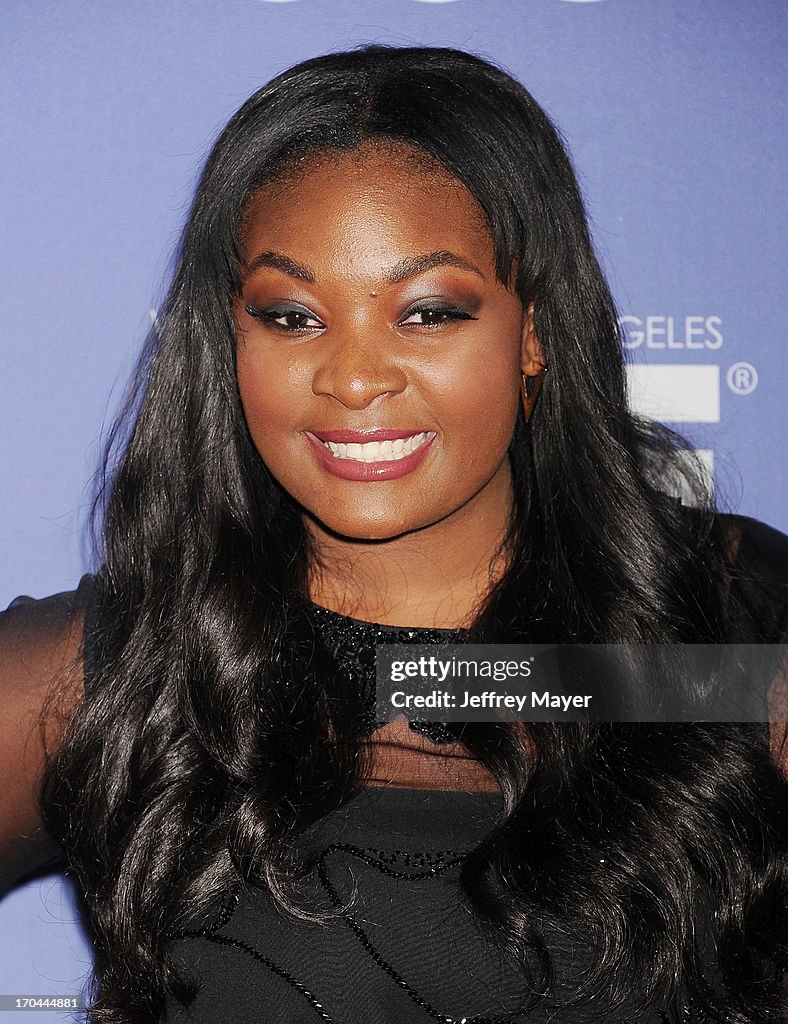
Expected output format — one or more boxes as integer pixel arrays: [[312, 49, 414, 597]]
[[305, 432, 436, 481]]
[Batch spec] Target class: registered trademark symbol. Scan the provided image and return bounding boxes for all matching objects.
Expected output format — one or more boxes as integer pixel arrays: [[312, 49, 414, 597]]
[[726, 362, 758, 395]]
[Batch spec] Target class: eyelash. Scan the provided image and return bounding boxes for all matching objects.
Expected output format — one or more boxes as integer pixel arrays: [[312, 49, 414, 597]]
[[406, 305, 479, 329], [244, 303, 478, 334], [244, 306, 322, 333]]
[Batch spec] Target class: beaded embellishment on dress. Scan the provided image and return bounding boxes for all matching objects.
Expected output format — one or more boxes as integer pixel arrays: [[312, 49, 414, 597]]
[[303, 602, 467, 744], [164, 786, 719, 1023]]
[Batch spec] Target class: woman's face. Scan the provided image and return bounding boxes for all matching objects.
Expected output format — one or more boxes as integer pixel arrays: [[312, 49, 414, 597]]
[[234, 141, 538, 543]]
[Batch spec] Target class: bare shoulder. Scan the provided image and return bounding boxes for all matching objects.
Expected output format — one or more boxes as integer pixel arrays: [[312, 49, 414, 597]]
[[0, 578, 91, 896]]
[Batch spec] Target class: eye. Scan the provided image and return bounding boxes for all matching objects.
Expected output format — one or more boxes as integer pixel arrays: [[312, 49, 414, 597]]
[[399, 303, 478, 329], [245, 303, 324, 334]]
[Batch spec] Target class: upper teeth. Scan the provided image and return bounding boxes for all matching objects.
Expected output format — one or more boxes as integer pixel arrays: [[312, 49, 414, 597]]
[[322, 432, 429, 462]]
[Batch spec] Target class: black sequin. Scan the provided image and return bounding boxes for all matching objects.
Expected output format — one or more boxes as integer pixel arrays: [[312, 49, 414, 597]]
[[303, 602, 467, 744]]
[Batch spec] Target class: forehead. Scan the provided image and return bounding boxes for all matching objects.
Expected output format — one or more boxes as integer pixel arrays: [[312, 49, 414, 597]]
[[240, 141, 495, 269]]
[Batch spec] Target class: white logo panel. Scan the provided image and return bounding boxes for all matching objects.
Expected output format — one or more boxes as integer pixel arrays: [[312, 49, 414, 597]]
[[626, 364, 720, 424]]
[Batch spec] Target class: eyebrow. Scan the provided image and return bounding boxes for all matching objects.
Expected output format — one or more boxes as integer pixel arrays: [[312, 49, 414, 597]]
[[245, 251, 315, 282], [243, 249, 485, 284], [387, 251, 486, 284]]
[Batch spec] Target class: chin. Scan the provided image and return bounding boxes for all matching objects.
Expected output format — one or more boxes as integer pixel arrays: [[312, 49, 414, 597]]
[[308, 508, 431, 544]]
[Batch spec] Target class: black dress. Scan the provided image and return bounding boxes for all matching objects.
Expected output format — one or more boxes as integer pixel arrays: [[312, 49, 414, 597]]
[[6, 514, 788, 1022]]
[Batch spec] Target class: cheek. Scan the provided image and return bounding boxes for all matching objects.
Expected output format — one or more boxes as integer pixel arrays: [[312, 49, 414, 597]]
[[236, 346, 300, 442], [237, 369, 269, 443], [236, 376, 293, 482], [440, 339, 521, 457]]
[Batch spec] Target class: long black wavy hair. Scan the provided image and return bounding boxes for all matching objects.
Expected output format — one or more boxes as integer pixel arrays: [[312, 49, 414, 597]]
[[40, 44, 787, 1022]]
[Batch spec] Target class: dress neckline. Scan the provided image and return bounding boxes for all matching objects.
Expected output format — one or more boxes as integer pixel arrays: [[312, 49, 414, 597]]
[[300, 599, 468, 747], [303, 599, 471, 636], [298, 599, 502, 795]]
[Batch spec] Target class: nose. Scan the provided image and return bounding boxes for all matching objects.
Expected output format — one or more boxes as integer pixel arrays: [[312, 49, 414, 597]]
[[311, 331, 408, 410]]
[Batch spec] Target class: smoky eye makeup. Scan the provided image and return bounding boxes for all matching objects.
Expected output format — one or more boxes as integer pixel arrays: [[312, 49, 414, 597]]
[[242, 287, 483, 335], [244, 301, 324, 332], [399, 299, 479, 327]]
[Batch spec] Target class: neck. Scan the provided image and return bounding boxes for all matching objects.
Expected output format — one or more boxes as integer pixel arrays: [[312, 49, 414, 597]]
[[306, 467, 513, 629]]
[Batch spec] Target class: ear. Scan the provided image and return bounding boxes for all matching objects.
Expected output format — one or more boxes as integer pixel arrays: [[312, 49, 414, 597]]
[[520, 301, 546, 376]]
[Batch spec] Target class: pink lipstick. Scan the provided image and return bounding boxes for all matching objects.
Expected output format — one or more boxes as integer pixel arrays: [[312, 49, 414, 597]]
[[305, 429, 437, 482]]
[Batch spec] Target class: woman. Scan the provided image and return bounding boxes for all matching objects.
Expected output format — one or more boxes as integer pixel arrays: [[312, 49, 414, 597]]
[[1, 44, 786, 1023]]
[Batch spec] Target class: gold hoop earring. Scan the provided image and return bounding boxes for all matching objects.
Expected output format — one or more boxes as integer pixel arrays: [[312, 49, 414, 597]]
[[520, 366, 547, 423]]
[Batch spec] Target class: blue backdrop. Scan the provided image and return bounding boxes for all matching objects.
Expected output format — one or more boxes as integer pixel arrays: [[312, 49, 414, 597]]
[[1, 1, 785, 1016]]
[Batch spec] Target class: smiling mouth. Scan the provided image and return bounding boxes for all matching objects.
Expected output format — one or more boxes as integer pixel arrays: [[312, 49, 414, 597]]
[[320, 432, 432, 463]]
